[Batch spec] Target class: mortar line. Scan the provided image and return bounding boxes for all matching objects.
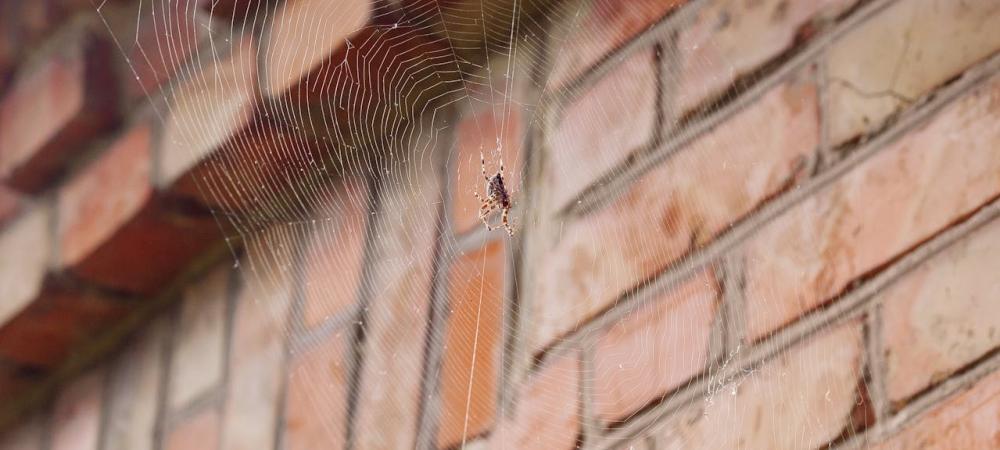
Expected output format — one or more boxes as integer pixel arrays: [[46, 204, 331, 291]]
[[834, 349, 1000, 450], [535, 49, 1000, 367], [590, 194, 1000, 449], [578, 335, 600, 448], [560, 0, 898, 217], [864, 303, 891, 423]]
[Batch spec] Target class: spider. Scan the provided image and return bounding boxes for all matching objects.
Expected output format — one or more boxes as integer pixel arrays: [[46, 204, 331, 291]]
[[473, 152, 515, 236]]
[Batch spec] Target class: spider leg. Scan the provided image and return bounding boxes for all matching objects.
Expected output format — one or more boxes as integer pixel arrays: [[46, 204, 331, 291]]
[[480, 152, 489, 182], [501, 207, 514, 236]]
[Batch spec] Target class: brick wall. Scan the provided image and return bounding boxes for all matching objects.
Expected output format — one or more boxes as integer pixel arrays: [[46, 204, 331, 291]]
[[1, 0, 999, 449]]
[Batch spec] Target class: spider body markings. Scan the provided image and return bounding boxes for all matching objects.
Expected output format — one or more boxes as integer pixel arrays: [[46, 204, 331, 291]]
[[473, 152, 515, 236]]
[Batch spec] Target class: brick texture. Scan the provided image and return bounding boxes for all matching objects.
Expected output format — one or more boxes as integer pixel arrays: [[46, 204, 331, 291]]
[[872, 368, 1000, 449], [826, 0, 1000, 145], [676, 0, 856, 115], [260, 0, 370, 97], [743, 74, 1000, 341], [437, 240, 506, 448], [0, 208, 50, 325], [299, 177, 369, 328], [352, 157, 441, 450], [547, 49, 658, 211], [220, 228, 297, 450], [490, 350, 580, 450], [169, 266, 229, 410], [533, 76, 816, 352], [104, 320, 167, 450], [58, 123, 221, 295], [164, 408, 221, 450], [654, 322, 864, 449], [548, 0, 686, 88], [283, 328, 352, 450], [880, 218, 1000, 405], [50, 370, 104, 450], [592, 270, 719, 425], [0, 28, 116, 192]]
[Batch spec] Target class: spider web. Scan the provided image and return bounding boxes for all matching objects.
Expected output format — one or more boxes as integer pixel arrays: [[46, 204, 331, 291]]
[[89, 0, 870, 448]]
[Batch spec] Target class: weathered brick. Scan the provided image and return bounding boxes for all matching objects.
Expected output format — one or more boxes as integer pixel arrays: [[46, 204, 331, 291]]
[[452, 106, 524, 234], [220, 227, 297, 450], [0, 207, 50, 325], [826, 0, 1000, 145], [260, 0, 370, 97], [547, 49, 657, 211], [677, 0, 855, 115], [0, 29, 116, 191], [59, 124, 153, 269], [58, 123, 220, 295], [743, 74, 1000, 341], [871, 368, 1000, 450], [105, 0, 208, 101], [438, 240, 506, 448], [164, 408, 220, 450], [654, 323, 864, 449], [168, 265, 229, 410], [880, 218, 1000, 405], [593, 270, 719, 424], [299, 177, 368, 328], [548, 0, 686, 88], [0, 284, 127, 368], [104, 320, 167, 450], [532, 77, 816, 352], [352, 156, 441, 450], [283, 327, 352, 450], [51, 370, 104, 450], [158, 35, 257, 200], [490, 350, 580, 450]]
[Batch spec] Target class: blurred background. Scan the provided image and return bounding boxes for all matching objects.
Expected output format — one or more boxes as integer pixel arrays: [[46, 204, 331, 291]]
[[0, 0, 999, 449]]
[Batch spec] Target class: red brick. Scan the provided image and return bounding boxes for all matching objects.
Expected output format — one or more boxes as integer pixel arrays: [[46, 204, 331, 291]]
[[490, 350, 580, 450], [0, 414, 42, 450], [110, 0, 209, 101], [220, 227, 296, 450], [676, 0, 855, 115], [532, 77, 816, 352], [299, 177, 368, 328], [438, 240, 506, 448], [158, 35, 258, 203], [51, 370, 104, 450], [0, 284, 128, 368], [452, 105, 525, 234], [871, 368, 1000, 450], [352, 160, 441, 450], [593, 270, 719, 424], [169, 266, 229, 410], [0, 30, 116, 192], [743, 74, 1000, 341], [283, 328, 352, 450], [549, 0, 686, 87], [826, 0, 1000, 145], [547, 49, 657, 211], [880, 218, 1000, 405], [164, 408, 220, 450], [104, 320, 167, 450], [259, 0, 370, 97], [654, 322, 864, 449], [0, 207, 50, 326], [58, 123, 221, 295]]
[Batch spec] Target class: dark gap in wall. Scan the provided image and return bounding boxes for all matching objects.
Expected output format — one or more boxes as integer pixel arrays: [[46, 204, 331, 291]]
[[891, 346, 1000, 416]]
